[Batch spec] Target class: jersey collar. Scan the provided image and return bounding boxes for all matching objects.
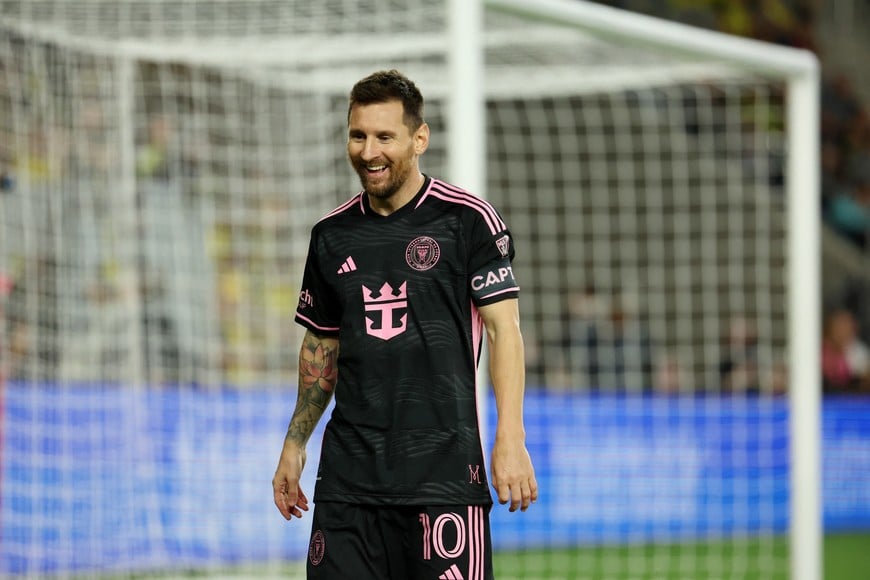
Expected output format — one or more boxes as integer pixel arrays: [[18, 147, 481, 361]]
[[361, 175, 432, 220]]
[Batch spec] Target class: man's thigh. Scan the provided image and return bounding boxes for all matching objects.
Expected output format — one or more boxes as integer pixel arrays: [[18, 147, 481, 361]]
[[305, 503, 493, 580]]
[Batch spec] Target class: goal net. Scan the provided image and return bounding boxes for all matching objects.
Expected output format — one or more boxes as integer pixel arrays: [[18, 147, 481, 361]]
[[0, 0, 820, 578]]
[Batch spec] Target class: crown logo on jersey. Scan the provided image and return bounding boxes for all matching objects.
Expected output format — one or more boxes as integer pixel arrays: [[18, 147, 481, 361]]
[[362, 281, 408, 340], [362, 281, 407, 303]]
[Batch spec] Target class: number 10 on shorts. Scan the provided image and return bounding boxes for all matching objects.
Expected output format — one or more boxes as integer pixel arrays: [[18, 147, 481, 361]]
[[418, 506, 488, 565]]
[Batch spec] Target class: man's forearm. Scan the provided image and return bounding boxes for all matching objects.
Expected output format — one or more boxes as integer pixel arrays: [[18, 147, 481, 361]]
[[285, 330, 339, 447], [488, 327, 526, 438], [478, 299, 527, 437]]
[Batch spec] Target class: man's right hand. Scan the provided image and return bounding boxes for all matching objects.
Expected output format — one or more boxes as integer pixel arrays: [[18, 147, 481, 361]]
[[272, 446, 309, 520]]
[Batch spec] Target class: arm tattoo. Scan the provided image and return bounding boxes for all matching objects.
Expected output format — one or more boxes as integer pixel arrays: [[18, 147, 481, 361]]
[[285, 331, 338, 446]]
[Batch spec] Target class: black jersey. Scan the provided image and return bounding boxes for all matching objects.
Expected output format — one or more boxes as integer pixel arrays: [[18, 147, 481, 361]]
[[294, 176, 519, 506]]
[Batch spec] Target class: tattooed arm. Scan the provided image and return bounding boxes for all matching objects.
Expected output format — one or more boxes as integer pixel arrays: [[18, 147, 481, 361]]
[[272, 329, 339, 520]]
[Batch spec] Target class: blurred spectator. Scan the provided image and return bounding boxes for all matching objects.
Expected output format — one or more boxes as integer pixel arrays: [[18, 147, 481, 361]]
[[821, 308, 870, 393], [136, 113, 200, 183], [719, 316, 761, 395], [563, 288, 655, 392], [14, 128, 63, 186], [132, 263, 179, 386], [825, 152, 870, 249], [753, 0, 817, 51], [821, 140, 849, 208], [836, 276, 870, 346], [523, 334, 567, 390], [762, 358, 790, 396], [821, 73, 870, 250], [653, 350, 690, 394], [5, 257, 60, 381], [0, 271, 14, 381], [821, 74, 864, 149], [137, 114, 174, 181], [561, 286, 609, 390], [0, 167, 14, 192], [595, 0, 818, 51], [69, 102, 111, 180], [595, 1, 870, 254]]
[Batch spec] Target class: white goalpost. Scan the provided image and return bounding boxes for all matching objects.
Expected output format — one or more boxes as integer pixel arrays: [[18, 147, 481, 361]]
[[472, 4, 821, 580], [459, 2, 820, 577], [0, 0, 821, 578]]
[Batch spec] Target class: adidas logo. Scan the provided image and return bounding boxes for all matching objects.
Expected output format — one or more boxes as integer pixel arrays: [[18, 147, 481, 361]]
[[439, 564, 464, 580], [337, 256, 357, 275]]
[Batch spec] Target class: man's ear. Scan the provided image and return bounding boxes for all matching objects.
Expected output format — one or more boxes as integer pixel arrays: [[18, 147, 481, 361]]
[[414, 122, 430, 155]]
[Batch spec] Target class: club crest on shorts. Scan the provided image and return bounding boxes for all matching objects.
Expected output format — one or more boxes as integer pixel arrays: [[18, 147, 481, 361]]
[[309, 529, 325, 566], [406, 236, 441, 271]]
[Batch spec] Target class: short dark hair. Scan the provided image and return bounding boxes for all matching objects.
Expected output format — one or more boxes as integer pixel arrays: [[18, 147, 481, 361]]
[[348, 69, 424, 131]]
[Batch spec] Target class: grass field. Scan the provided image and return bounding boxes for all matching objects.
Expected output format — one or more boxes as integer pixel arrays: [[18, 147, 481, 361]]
[[122, 533, 869, 579], [491, 533, 870, 579]]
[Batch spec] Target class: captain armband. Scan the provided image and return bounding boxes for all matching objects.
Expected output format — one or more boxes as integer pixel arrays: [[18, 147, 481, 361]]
[[469, 257, 519, 303]]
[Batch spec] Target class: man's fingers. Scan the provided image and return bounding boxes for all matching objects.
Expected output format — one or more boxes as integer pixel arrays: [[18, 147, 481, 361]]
[[273, 477, 304, 520], [281, 484, 310, 520], [521, 476, 540, 511], [520, 481, 533, 512], [494, 476, 538, 512], [291, 485, 310, 518], [273, 489, 293, 520], [509, 482, 522, 512], [273, 491, 291, 520], [493, 478, 510, 506], [497, 477, 522, 512]]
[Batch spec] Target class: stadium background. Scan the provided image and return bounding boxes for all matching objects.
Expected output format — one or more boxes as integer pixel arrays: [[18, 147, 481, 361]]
[[2, 0, 870, 578]]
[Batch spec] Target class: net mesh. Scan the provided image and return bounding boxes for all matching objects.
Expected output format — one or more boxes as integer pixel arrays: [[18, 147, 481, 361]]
[[1, 1, 805, 577]]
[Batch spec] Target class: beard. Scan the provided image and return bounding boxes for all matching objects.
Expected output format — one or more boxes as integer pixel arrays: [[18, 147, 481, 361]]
[[351, 152, 415, 200], [357, 169, 399, 199]]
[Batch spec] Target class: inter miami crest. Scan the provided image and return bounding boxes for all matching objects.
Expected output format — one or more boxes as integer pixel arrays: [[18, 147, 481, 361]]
[[405, 236, 440, 271], [309, 529, 325, 566]]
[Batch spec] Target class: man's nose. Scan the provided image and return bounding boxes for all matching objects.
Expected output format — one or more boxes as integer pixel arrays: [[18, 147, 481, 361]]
[[361, 138, 380, 161]]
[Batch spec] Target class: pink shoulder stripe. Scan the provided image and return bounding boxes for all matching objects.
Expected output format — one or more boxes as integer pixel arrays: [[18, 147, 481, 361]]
[[478, 286, 520, 302], [433, 179, 505, 231], [318, 192, 365, 223], [419, 179, 506, 235], [295, 312, 340, 333]]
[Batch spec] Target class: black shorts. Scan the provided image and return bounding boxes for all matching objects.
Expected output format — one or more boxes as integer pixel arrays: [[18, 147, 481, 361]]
[[306, 502, 494, 580]]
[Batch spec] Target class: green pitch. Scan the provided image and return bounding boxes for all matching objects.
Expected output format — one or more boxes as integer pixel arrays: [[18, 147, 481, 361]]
[[492, 533, 870, 580], [106, 533, 870, 579]]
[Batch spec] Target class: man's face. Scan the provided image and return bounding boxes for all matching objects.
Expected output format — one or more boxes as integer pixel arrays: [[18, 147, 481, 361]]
[[347, 100, 427, 200]]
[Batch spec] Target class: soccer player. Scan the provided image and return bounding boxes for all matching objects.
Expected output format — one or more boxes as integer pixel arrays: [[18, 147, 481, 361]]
[[272, 69, 537, 580]]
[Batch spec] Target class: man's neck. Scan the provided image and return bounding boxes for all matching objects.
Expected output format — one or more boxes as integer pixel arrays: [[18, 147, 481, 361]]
[[367, 171, 425, 216]]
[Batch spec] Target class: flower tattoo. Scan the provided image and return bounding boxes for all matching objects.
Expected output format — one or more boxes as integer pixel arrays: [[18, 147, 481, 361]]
[[300, 342, 338, 393]]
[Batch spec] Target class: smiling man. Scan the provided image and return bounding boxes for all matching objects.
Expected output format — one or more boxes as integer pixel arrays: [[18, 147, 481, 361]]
[[272, 69, 537, 580], [347, 97, 425, 206]]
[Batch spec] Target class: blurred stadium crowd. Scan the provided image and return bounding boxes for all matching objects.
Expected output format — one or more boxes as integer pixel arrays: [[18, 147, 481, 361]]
[[587, 0, 870, 393], [1, 0, 869, 394]]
